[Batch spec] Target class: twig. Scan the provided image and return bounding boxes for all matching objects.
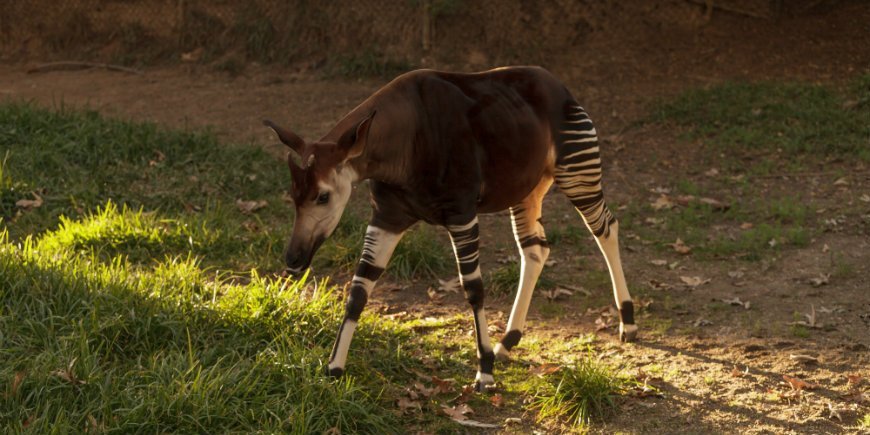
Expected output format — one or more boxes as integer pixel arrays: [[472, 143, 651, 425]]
[[26, 61, 143, 75]]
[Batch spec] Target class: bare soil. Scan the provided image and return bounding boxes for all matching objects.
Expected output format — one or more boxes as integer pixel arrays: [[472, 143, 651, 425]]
[[1, 2, 868, 433]]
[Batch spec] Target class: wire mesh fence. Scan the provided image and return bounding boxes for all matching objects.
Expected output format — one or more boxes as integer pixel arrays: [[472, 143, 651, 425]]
[[0, 0, 822, 72]]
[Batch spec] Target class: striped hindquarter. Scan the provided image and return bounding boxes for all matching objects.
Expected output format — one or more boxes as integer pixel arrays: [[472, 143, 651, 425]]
[[552, 103, 636, 341]]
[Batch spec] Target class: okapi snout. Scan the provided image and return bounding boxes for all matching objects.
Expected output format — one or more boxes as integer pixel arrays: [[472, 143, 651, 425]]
[[283, 235, 326, 275]]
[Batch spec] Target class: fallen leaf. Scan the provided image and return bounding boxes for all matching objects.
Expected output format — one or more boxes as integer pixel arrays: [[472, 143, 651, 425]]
[[670, 238, 692, 255], [427, 287, 444, 303], [730, 366, 748, 378], [529, 363, 561, 376], [674, 195, 730, 211], [51, 358, 85, 385], [832, 177, 848, 186], [650, 259, 668, 267], [414, 382, 435, 398], [504, 417, 522, 425], [728, 270, 745, 279], [783, 374, 817, 391], [680, 276, 711, 288], [808, 273, 830, 287], [490, 393, 503, 407], [454, 419, 500, 428], [647, 279, 673, 290], [10, 371, 25, 396], [545, 259, 558, 267], [235, 199, 267, 214], [822, 243, 830, 253], [455, 383, 475, 404], [693, 318, 712, 327], [595, 315, 614, 331], [542, 287, 573, 301], [827, 402, 843, 421], [704, 168, 719, 177], [846, 374, 864, 388], [397, 396, 422, 413], [241, 220, 259, 232], [860, 194, 870, 203], [430, 376, 456, 395], [556, 284, 591, 296], [788, 354, 818, 364], [15, 192, 43, 210], [437, 277, 461, 293], [323, 427, 341, 435], [442, 403, 473, 419], [651, 194, 675, 210], [739, 222, 754, 230], [722, 296, 750, 309], [788, 307, 822, 329]]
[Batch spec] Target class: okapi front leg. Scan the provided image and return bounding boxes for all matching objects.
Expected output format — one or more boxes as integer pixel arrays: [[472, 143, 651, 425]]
[[494, 178, 552, 359], [327, 226, 404, 376], [446, 216, 496, 390]]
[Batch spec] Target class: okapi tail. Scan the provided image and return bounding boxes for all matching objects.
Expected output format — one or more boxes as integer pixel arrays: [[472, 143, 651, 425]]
[[553, 100, 616, 238]]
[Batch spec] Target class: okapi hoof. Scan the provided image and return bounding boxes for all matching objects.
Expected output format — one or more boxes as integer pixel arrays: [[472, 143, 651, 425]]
[[474, 372, 495, 392], [326, 366, 345, 378], [494, 330, 522, 361], [493, 343, 511, 361], [619, 324, 638, 343]]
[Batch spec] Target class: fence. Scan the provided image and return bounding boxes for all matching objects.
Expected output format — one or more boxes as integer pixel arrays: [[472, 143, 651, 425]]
[[0, 0, 820, 72]]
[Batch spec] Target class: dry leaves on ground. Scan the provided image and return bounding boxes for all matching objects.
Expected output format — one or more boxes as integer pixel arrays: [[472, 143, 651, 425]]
[[529, 363, 561, 377], [783, 374, 818, 391], [542, 287, 573, 301], [397, 396, 422, 414], [789, 305, 823, 329], [680, 276, 711, 288], [441, 404, 500, 428], [437, 277, 461, 293], [15, 191, 43, 210], [809, 273, 831, 287], [670, 238, 692, 255], [235, 199, 268, 214], [722, 296, 751, 309]]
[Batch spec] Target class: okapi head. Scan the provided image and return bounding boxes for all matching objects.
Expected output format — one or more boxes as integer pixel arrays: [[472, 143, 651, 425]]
[[263, 112, 376, 275]]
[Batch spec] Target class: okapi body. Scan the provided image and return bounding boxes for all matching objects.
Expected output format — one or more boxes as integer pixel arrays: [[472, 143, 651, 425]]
[[265, 66, 635, 390]]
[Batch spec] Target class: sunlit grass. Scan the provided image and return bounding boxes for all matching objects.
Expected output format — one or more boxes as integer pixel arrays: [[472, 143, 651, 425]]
[[530, 355, 634, 429]]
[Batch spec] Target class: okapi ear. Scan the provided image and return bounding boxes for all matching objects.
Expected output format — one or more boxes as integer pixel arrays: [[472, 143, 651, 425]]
[[263, 119, 305, 154], [337, 110, 376, 160]]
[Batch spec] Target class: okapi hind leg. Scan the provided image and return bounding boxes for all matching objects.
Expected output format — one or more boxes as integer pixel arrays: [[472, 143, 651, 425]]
[[327, 225, 405, 376], [446, 216, 496, 391], [493, 178, 553, 360], [554, 103, 636, 342]]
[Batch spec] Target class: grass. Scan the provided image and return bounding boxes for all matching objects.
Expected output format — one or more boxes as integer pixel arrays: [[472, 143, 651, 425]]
[[530, 355, 633, 429], [652, 75, 870, 160], [0, 102, 432, 432]]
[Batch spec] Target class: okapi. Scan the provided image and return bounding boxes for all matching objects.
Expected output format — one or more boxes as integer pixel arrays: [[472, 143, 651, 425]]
[[265, 66, 635, 390]]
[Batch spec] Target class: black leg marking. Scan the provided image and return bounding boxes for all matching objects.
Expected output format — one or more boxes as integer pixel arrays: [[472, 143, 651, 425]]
[[500, 330, 523, 351], [619, 300, 634, 325], [345, 286, 368, 322], [327, 366, 344, 378]]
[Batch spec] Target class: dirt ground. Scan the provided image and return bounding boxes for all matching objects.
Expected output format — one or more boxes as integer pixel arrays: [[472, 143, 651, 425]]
[[2, 2, 869, 433]]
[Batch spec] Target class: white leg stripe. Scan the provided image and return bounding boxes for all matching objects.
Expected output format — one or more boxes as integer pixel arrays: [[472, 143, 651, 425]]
[[328, 320, 358, 370]]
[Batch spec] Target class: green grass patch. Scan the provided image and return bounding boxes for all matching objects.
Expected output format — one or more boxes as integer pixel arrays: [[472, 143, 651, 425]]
[[530, 356, 634, 429], [652, 75, 870, 160], [0, 229, 417, 433]]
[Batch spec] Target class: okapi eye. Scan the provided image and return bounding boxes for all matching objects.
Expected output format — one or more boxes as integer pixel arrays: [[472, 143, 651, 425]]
[[316, 192, 330, 205]]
